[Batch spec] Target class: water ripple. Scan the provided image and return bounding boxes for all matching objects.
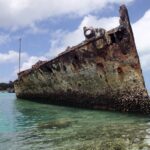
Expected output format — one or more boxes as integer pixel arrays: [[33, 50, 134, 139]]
[[1, 93, 150, 149]]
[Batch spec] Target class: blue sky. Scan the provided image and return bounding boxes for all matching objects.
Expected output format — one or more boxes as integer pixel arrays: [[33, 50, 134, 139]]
[[0, 0, 150, 90]]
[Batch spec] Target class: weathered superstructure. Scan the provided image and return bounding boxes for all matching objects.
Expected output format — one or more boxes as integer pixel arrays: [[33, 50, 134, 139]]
[[14, 5, 150, 114]]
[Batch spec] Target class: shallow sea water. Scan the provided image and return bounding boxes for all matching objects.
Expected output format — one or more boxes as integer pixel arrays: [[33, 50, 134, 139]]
[[1, 93, 150, 150]]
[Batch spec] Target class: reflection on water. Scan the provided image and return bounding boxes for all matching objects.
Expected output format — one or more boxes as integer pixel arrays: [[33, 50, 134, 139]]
[[1, 93, 150, 150]]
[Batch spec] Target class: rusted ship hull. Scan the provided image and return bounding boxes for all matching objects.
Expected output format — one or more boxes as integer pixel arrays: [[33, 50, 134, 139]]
[[14, 5, 150, 114]]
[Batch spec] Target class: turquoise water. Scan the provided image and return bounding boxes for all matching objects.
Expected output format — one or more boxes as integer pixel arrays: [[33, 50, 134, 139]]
[[1, 93, 150, 149]]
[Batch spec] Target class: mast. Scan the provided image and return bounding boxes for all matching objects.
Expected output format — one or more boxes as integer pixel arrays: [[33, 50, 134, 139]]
[[19, 38, 22, 73]]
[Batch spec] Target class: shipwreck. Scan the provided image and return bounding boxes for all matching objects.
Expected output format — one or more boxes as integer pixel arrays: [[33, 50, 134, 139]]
[[14, 5, 150, 114]]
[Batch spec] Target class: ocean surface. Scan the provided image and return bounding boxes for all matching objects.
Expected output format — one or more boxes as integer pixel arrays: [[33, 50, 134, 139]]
[[1, 93, 150, 150]]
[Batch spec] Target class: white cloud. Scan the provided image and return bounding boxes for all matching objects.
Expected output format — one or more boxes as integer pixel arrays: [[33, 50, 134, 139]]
[[0, 0, 133, 28], [132, 9, 150, 71], [12, 54, 47, 80], [48, 15, 119, 57], [0, 50, 28, 63], [0, 50, 28, 82], [3, 0, 150, 84], [64, 15, 119, 46], [20, 56, 47, 71], [25, 23, 49, 35], [133, 10, 150, 55], [140, 53, 150, 71], [47, 9, 150, 72], [0, 50, 47, 75]]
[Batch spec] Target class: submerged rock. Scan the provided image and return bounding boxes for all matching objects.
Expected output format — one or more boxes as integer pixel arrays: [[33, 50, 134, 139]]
[[38, 119, 72, 129], [77, 139, 126, 150]]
